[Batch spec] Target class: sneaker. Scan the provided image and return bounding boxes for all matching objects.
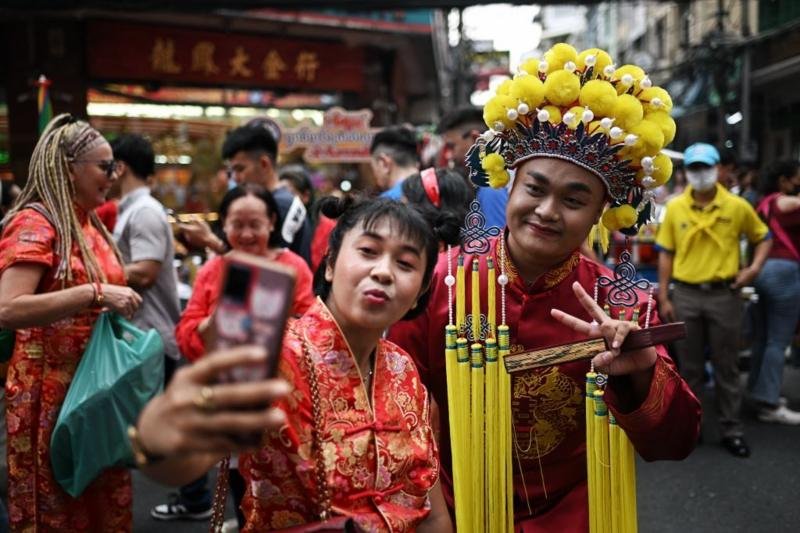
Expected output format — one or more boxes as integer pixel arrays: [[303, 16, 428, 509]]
[[151, 494, 213, 521], [221, 518, 240, 532], [757, 405, 800, 425], [778, 396, 789, 407], [720, 435, 751, 458]]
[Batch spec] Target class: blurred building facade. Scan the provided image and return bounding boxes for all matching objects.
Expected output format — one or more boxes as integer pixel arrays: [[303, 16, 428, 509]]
[[580, 0, 800, 166], [0, 7, 443, 191]]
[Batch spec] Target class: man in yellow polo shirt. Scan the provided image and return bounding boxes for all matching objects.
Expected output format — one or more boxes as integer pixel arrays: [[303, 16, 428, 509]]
[[657, 142, 771, 459]]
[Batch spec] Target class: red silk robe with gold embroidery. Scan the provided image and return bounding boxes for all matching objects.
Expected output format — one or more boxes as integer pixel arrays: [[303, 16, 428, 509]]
[[388, 236, 701, 532], [0, 208, 132, 532], [240, 299, 439, 532]]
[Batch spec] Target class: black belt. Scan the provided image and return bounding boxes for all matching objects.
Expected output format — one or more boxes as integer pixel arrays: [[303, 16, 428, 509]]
[[673, 279, 735, 291]]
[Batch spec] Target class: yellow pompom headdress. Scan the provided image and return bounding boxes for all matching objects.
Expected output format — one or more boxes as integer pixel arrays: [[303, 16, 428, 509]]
[[466, 43, 676, 236]]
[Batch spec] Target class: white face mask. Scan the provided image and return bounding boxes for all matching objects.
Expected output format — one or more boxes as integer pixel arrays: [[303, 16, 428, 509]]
[[686, 167, 718, 192]]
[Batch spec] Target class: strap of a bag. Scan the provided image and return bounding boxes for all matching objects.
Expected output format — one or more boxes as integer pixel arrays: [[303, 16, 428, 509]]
[[27, 202, 56, 227], [300, 331, 333, 521], [208, 455, 230, 533]]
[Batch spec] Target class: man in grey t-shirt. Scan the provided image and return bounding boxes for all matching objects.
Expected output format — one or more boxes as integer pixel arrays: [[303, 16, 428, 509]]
[[111, 134, 181, 380]]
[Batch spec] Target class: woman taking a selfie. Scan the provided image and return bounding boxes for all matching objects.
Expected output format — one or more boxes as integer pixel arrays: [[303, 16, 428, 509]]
[[132, 197, 456, 532], [176, 184, 314, 363]]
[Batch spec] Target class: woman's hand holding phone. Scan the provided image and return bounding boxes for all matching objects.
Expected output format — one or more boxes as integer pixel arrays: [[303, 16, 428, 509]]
[[213, 251, 296, 383], [208, 252, 296, 444], [136, 345, 291, 458]]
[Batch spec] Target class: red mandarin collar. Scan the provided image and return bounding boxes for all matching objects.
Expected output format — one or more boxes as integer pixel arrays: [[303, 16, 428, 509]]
[[495, 235, 581, 294]]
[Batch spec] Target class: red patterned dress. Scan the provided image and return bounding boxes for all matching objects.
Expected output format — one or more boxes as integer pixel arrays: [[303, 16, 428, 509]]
[[240, 299, 439, 532], [0, 207, 132, 532]]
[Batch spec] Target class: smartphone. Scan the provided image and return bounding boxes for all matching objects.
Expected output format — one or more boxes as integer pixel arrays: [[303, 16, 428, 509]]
[[214, 250, 296, 383]]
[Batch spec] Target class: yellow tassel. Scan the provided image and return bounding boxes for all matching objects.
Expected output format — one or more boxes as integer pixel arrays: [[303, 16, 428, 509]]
[[593, 390, 611, 533], [485, 339, 500, 532], [586, 373, 598, 533], [456, 337, 472, 529], [620, 429, 638, 532], [445, 325, 469, 530], [609, 415, 621, 533], [498, 325, 513, 533], [448, 261, 515, 532], [470, 343, 485, 531]]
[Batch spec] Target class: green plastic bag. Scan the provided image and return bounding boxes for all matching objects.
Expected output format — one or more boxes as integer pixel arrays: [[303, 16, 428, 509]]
[[51, 312, 164, 497]]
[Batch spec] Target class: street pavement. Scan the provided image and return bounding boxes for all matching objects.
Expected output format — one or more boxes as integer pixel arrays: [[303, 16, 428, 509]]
[[133, 366, 800, 532]]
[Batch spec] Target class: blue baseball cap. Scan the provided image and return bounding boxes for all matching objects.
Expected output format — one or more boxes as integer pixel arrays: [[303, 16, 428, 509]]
[[683, 143, 720, 166]]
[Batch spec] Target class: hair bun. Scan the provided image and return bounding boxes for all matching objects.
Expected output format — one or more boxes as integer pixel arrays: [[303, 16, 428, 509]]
[[318, 195, 356, 220], [430, 211, 461, 247]]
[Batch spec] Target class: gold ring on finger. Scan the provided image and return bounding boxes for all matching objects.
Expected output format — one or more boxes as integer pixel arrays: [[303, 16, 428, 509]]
[[193, 385, 217, 412]]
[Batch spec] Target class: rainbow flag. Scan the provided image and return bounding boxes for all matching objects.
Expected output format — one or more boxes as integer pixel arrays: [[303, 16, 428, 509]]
[[36, 75, 52, 134]]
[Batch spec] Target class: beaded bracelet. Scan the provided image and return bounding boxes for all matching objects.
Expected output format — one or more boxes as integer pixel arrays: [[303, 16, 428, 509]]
[[93, 282, 105, 308]]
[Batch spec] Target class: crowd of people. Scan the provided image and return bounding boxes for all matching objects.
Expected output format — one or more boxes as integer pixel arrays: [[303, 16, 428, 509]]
[[0, 40, 797, 533]]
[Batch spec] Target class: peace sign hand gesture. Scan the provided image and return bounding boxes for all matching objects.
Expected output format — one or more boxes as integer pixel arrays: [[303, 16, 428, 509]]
[[550, 282, 657, 377]]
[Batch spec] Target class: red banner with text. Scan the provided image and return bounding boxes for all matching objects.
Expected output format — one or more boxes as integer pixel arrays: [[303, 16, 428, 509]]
[[87, 21, 365, 93]]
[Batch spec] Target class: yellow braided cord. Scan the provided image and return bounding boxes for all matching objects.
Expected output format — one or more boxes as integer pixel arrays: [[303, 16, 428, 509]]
[[471, 259, 481, 342], [456, 256, 466, 334], [487, 258, 497, 340]]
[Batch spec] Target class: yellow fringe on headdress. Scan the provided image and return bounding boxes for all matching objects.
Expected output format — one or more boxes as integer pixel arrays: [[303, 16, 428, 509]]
[[588, 222, 611, 254]]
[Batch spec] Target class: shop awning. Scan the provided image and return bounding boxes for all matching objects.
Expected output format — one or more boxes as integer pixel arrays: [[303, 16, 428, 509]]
[[6, 1, 614, 9], [751, 54, 800, 87]]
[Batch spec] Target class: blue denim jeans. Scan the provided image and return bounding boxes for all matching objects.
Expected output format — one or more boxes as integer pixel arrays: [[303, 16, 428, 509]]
[[178, 473, 211, 511], [0, 499, 7, 533], [747, 259, 800, 405]]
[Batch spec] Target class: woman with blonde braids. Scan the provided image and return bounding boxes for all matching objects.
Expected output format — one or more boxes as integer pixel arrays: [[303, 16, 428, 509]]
[[0, 113, 142, 531]]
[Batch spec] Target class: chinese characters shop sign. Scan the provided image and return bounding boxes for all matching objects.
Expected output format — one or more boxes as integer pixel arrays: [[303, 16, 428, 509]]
[[281, 108, 377, 163], [87, 21, 364, 93]]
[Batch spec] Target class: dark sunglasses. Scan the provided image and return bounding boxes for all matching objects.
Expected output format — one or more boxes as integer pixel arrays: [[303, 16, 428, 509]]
[[73, 159, 117, 179]]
